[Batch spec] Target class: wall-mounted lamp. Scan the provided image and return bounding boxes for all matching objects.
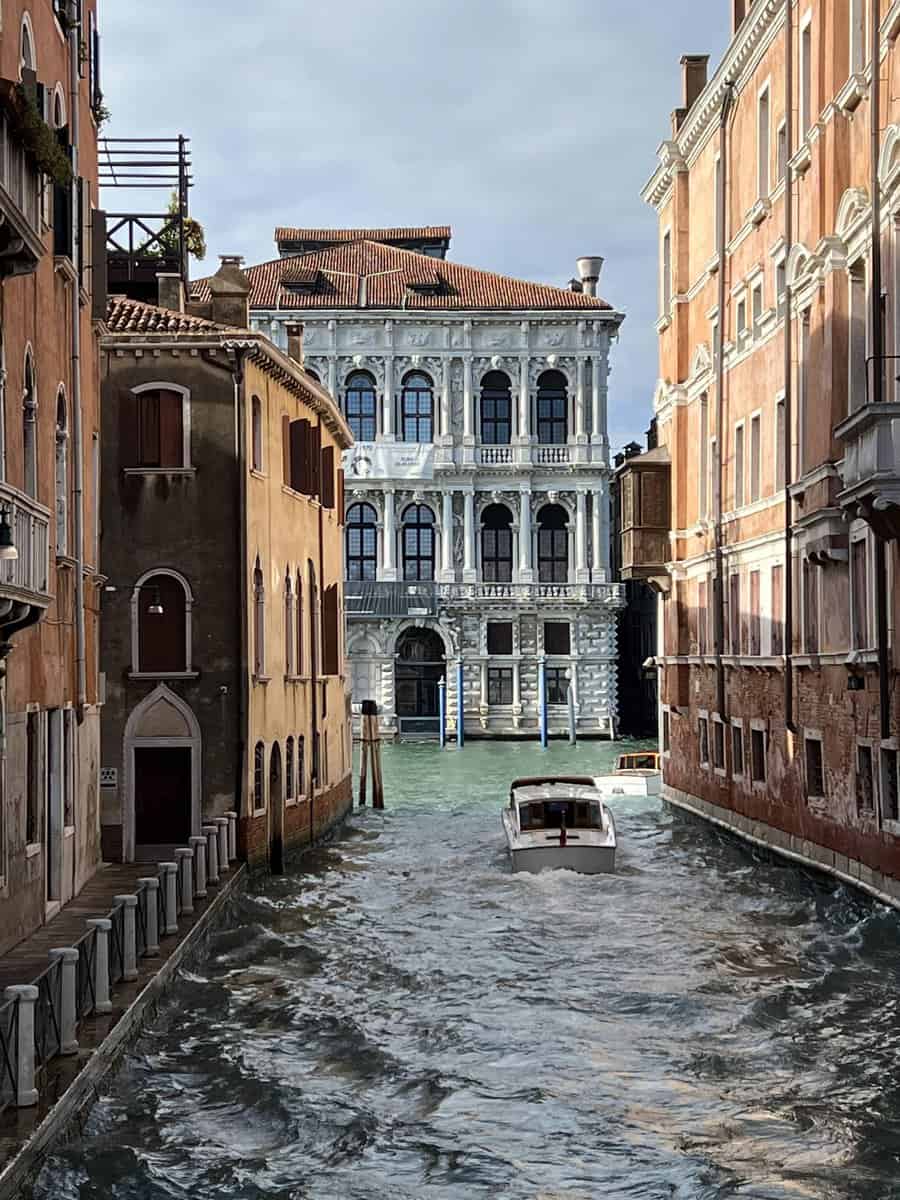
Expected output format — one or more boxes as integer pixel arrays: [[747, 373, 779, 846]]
[[0, 506, 18, 562], [147, 585, 164, 616]]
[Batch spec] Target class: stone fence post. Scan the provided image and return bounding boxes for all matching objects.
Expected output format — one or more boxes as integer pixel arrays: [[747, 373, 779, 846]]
[[175, 848, 194, 916], [189, 835, 207, 897], [138, 877, 160, 956], [48, 948, 79, 1054], [226, 810, 237, 861], [214, 818, 229, 874], [203, 825, 220, 885], [157, 863, 178, 936], [86, 918, 112, 1014], [113, 895, 139, 981], [4, 985, 38, 1106]]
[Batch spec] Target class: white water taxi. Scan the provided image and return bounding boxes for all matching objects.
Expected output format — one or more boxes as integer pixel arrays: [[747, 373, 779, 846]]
[[502, 776, 617, 875], [594, 751, 662, 799]]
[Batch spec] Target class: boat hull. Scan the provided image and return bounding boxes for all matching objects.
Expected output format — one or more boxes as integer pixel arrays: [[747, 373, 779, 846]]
[[508, 843, 616, 875]]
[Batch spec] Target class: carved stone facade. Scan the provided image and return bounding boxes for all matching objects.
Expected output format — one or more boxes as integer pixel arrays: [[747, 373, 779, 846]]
[[250, 258, 626, 738]]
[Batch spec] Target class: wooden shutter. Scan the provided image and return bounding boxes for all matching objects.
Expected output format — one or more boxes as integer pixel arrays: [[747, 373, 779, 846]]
[[322, 583, 339, 675], [311, 422, 322, 497], [158, 390, 183, 467], [282, 415, 291, 486], [337, 468, 345, 524], [120, 390, 138, 468], [290, 419, 310, 493], [320, 445, 335, 509], [137, 391, 160, 466]]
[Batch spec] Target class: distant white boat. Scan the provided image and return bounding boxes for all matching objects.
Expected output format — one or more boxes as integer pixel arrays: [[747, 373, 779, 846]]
[[502, 776, 617, 875], [594, 751, 662, 799]]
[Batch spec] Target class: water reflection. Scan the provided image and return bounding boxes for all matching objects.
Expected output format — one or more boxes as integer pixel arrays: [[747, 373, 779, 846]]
[[32, 741, 900, 1199]]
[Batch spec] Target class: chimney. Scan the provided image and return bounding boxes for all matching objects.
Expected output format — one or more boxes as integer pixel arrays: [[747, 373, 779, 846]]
[[286, 322, 304, 366], [209, 254, 251, 328], [575, 256, 604, 298], [732, 0, 746, 34], [681, 55, 709, 112], [156, 273, 185, 313]]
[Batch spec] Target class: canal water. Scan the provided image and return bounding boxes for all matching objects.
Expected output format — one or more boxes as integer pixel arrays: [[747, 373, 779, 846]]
[[32, 741, 900, 1199]]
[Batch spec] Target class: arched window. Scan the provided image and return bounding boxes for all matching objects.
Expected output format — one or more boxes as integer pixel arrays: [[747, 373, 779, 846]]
[[298, 735, 306, 797], [537, 504, 569, 584], [308, 560, 318, 682], [251, 396, 263, 471], [536, 370, 568, 445], [23, 350, 36, 498], [20, 14, 36, 74], [345, 371, 377, 442], [480, 371, 512, 445], [253, 558, 265, 677], [284, 568, 294, 677], [296, 570, 304, 675], [481, 503, 514, 583], [55, 388, 68, 556], [52, 85, 66, 129], [286, 736, 295, 801], [124, 383, 188, 469], [253, 741, 265, 811], [402, 504, 435, 581], [134, 570, 191, 674], [346, 502, 378, 581], [400, 372, 433, 443]]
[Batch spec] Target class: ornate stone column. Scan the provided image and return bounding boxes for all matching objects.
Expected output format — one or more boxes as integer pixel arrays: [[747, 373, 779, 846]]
[[440, 491, 454, 582], [462, 356, 474, 441], [575, 489, 589, 582], [440, 359, 452, 443], [591, 486, 603, 583], [383, 489, 397, 581], [592, 479, 610, 581], [463, 490, 476, 583], [518, 357, 530, 443], [519, 490, 533, 583], [383, 356, 395, 440], [591, 353, 609, 464], [575, 357, 587, 440]]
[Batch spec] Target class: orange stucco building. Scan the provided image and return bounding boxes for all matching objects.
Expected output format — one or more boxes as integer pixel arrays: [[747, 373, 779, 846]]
[[631, 0, 900, 901]]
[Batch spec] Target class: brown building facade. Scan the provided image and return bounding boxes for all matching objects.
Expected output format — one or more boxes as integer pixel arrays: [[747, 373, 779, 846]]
[[0, 2, 105, 955], [635, 0, 900, 901], [100, 263, 353, 870]]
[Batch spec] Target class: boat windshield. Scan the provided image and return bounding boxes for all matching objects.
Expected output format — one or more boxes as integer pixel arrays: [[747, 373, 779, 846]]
[[519, 799, 605, 832], [617, 753, 659, 771]]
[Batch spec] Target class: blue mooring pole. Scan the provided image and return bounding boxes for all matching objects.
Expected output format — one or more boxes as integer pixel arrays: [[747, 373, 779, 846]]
[[539, 657, 549, 749], [456, 657, 465, 748], [438, 677, 446, 748]]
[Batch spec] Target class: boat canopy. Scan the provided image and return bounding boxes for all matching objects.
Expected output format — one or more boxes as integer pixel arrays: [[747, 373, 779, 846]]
[[510, 780, 607, 832]]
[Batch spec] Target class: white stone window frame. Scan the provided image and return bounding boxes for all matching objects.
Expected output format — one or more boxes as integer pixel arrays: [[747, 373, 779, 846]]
[[51, 83, 66, 130], [799, 10, 814, 142], [659, 225, 673, 326], [846, 252, 870, 415], [730, 717, 745, 782], [19, 11, 36, 76], [849, 522, 873, 652], [773, 389, 786, 494], [698, 708, 710, 770], [747, 407, 762, 506], [711, 712, 727, 778], [803, 727, 826, 804], [775, 119, 788, 188], [130, 566, 197, 680], [879, 736, 900, 832], [253, 739, 267, 815], [749, 718, 768, 791], [756, 76, 772, 204], [855, 735, 878, 816], [660, 704, 671, 760], [22, 342, 37, 499], [124, 381, 193, 475], [733, 418, 746, 512]]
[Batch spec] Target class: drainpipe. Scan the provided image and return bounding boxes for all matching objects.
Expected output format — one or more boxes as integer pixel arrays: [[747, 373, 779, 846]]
[[311, 416, 323, 838], [783, 0, 797, 734], [713, 81, 735, 722], [68, 12, 86, 718], [233, 350, 248, 836], [870, 0, 891, 741]]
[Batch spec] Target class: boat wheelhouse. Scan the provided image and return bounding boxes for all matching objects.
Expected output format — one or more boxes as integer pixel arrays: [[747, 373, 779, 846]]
[[502, 776, 617, 874]]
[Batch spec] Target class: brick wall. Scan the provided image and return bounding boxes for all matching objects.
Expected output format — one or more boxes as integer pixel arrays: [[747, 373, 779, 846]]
[[239, 772, 353, 869]]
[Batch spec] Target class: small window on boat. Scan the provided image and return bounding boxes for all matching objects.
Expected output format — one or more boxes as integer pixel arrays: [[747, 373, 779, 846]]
[[576, 802, 589, 825]]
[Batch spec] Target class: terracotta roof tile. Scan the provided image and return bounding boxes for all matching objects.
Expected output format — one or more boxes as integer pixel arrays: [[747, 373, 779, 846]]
[[191, 240, 613, 313], [105, 296, 240, 335], [275, 225, 451, 245]]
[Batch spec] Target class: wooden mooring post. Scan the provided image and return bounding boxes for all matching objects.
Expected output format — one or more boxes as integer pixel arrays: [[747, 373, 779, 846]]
[[358, 700, 384, 809]]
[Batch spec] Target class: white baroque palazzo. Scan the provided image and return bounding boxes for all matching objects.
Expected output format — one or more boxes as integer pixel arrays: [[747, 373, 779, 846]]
[[244, 227, 626, 738]]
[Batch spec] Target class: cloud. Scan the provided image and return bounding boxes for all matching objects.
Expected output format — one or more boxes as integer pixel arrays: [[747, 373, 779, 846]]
[[101, 0, 730, 451]]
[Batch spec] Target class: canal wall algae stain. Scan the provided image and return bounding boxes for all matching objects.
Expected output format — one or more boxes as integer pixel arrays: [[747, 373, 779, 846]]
[[30, 742, 900, 1199]]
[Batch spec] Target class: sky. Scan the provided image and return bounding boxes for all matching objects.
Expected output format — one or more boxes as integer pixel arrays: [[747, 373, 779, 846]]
[[101, 1, 730, 454]]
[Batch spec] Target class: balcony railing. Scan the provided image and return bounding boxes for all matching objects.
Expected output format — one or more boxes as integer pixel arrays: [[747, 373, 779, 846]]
[[346, 580, 625, 617], [534, 444, 571, 466], [0, 88, 47, 278], [835, 401, 900, 537], [0, 485, 51, 603], [477, 446, 514, 466]]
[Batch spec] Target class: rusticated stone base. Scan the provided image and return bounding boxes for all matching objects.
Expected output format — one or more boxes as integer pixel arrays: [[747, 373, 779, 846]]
[[239, 773, 353, 869], [663, 783, 900, 911]]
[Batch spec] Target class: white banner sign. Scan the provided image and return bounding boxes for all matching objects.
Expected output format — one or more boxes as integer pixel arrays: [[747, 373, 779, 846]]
[[342, 442, 434, 481]]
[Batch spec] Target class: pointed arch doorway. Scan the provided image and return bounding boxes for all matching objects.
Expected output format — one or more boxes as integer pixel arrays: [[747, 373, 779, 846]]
[[124, 684, 202, 862]]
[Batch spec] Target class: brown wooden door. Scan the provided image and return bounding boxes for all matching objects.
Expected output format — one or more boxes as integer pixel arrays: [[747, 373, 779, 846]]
[[134, 747, 192, 845]]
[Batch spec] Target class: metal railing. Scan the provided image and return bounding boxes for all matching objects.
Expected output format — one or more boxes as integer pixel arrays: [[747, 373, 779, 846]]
[[74, 925, 97, 1019], [108, 901, 126, 988], [32, 957, 62, 1070], [0, 995, 18, 1115]]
